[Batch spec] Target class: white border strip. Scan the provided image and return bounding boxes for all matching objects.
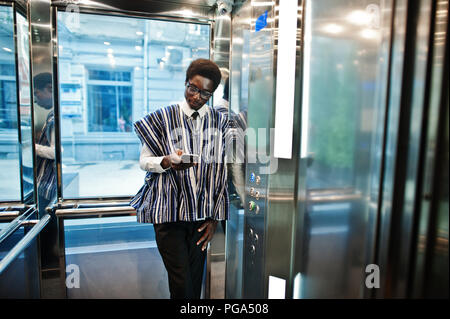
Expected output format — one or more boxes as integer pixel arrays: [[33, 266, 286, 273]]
[[273, 0, 298, 159]]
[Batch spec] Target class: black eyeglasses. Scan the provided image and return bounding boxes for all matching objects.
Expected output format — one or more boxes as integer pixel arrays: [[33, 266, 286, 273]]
[[186, 82, 213, 100]]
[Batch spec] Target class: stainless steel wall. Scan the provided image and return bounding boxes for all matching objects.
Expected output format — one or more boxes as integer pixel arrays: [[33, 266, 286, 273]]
[[227, 0, 448, 299], [295, 0, 394, 299]]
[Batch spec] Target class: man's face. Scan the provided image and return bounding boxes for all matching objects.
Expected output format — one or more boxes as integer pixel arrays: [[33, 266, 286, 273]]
[[34, 84, 53, 109], [184, 75, 214, 110]]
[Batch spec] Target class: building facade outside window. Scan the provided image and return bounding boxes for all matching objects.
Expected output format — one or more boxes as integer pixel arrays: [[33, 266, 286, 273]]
[[57, 12, 210, 198], [87, 69, 133, 133]]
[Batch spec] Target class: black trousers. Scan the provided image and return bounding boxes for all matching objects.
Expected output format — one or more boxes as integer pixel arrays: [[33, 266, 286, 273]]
[[154, 221, 207, 299]]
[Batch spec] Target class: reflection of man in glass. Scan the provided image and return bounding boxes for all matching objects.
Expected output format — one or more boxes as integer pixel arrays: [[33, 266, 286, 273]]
[[214, 78, 247, 208], [34, 72, 56, 210]]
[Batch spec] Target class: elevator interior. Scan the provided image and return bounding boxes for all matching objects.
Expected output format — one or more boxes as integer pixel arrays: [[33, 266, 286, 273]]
[[225, 0, 448, 299], [0, 0, 448, 299]]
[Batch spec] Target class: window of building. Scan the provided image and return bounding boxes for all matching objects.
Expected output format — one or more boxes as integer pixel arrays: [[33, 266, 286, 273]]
[[87, 70, 133, 132]]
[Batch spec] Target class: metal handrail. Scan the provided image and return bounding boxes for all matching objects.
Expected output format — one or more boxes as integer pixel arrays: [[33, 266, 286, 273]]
[[0, 207, 36, 245], [55, 205, 136, 218], [0, 214, 51, 275], [55, 200, 132, 210], [0, 211, 21, 221], [0, 203, 26, 211]]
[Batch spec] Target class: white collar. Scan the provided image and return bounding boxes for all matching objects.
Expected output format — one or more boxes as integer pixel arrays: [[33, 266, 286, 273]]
[[215, 98, 229, 109], [180, 99, 208, 119]]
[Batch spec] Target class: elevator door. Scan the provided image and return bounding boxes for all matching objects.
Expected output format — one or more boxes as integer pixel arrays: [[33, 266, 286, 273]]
[[293, 0, 392, 298]]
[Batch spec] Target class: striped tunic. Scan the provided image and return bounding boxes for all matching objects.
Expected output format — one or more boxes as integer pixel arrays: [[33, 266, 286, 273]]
[[130, 104, 229, 224], [36, 111, 56, 201]]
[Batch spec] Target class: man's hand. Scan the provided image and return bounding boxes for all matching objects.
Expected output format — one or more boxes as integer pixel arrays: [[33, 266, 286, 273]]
[[196, 220, 218, 251], [162, 149, 196, 171]]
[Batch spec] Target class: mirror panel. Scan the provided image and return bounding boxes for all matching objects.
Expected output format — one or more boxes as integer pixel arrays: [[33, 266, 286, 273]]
[[15, 9, 35, 204], [0, 4, 20, 202]]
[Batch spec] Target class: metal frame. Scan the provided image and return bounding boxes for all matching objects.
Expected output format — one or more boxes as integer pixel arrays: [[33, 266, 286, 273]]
[[52, 0, 215, 23]]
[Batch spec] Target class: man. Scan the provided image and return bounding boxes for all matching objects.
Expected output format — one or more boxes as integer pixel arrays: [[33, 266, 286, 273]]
[[33, 72, 56, 209], [214, 77, 247, 209], [130, 59, 229, 299], [33, 72, 58, 269]]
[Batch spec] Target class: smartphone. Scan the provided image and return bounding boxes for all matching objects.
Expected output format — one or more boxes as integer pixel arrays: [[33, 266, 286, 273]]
[[181, 153, 199, 164]]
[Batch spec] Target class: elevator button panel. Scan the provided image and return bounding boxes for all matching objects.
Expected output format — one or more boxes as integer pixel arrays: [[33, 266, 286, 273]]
[[244, 167, 266, 298], [249, 172, 262, 185], [248, 201, 260, 214]]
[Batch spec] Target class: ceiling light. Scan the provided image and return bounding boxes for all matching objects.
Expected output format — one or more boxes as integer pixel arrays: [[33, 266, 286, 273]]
[[347, 10, 369, 26], [361, 28, 378, 39], [322, 23, 343, 34]]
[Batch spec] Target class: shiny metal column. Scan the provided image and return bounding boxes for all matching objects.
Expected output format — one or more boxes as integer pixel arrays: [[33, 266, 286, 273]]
[[374, 0, 448, 298], [30, 0, 56, 215], [229, 0, 303, 299], [410, 0, 449, 298], [29, 0, 61, 297], [263, 0, 303, 299]]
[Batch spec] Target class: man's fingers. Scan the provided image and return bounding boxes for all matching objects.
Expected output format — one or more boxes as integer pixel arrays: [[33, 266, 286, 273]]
[[198, 223, 207, 232], [196, 221, 218, 250], [196, 232, 209, 247]]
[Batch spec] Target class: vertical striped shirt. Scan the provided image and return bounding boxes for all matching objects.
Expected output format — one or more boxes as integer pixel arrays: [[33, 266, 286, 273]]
[[36, 111, 56, 200], [130, 103, 229, 224]]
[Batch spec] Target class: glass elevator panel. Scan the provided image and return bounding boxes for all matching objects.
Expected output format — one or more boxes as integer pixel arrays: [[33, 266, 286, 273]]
[[63, 216, 169, 298], [225, 1, 250, 299], [0, 5, 20, 201], [56, 12, 210, 198], [54, 11, 212, 298], [15, 10, 35, 204]]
